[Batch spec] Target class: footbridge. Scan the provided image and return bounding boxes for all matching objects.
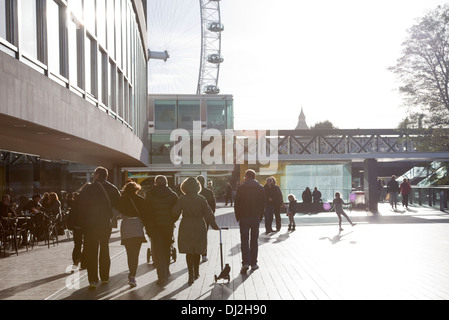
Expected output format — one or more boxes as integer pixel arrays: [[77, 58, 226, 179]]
[[235, 128, 449, 211]]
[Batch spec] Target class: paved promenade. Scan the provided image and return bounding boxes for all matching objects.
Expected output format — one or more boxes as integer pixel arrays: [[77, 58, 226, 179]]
[[1, 202, 449, 301]]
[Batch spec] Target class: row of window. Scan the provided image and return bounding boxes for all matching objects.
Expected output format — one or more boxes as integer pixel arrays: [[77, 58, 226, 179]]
[[154, 99, 234, 131], [0, 0, 147, 135]]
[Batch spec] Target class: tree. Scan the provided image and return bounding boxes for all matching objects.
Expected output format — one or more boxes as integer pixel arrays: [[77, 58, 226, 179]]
[[310, 120, 338, 130], [389, 4, 449, 128]]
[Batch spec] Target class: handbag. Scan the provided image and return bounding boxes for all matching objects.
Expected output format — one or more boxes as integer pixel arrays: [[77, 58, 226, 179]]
[[120, 197, 145, 239]]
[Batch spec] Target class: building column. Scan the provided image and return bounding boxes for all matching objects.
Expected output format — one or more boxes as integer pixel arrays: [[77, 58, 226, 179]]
[[364, 158, 378, 212]]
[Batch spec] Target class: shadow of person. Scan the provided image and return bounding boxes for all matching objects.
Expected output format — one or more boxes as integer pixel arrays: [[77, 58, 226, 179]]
[[319, 231, 354, 245], [273, 231, 290, 244]]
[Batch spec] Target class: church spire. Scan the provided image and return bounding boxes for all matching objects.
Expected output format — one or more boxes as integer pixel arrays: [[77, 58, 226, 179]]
[[295, 106, 310, 130]]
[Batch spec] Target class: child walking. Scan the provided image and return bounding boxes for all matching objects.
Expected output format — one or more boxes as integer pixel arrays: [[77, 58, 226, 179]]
[[331, 192, 356, 232], [287, 194, 297, 231]]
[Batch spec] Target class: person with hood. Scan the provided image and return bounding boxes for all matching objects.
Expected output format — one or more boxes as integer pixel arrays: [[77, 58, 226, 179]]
[[145, 175, 179, 286], [234, 169, 266, 274], [172, 177, 219, 286]]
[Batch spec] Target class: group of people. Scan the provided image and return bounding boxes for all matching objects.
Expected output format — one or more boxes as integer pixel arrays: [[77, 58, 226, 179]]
[[66, 166, 220, 289], [384, 175, 412, 210], [1, 191, 63, 243]]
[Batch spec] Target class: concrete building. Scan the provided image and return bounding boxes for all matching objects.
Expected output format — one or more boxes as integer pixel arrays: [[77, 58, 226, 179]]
[[0, 0, 149, 196], [125, 94, 235, 198]]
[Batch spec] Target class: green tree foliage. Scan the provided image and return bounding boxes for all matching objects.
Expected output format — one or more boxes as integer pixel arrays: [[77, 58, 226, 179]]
[[389, 4, 449, 128]]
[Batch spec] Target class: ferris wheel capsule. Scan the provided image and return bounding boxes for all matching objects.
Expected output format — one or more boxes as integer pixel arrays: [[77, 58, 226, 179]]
[[208, 22, 224, 32], [204, 85, 220, 94], [207, 54, 224, 64]]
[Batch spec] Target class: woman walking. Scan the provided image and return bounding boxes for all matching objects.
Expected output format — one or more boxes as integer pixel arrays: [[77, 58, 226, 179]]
[[118, 181, 147, 288], [172, 177, 219, 285]]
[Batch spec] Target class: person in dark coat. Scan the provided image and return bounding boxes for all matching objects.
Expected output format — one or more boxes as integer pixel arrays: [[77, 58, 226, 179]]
[[225, 182, 233, 206], [145, 175, 178, 287], [302, 187, 312, 203], [312, 187, 322, 203], [234, 169, 266, 273], [78, 166, 121, 289], [172, 177, 219, 285], [263, 177, 284, 233], [117, 181, 147, 288], [387, 175, 400, 210], [197, 175, 216, 263], [67, 185, 90, 270], [0, 195, 16, 218]]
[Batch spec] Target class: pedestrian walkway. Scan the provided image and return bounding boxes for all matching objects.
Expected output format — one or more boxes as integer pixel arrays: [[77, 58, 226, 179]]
[[1, 202, 449, 300]]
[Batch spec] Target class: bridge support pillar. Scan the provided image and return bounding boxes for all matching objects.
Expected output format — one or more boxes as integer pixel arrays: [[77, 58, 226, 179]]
[[364, 158, 378, 213]]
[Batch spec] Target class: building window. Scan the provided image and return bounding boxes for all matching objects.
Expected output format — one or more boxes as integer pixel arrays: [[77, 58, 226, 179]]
[[107, 0, 115, 59], [47, 0, 64, 76], [68, 14, 83, 89], [155, 100, 177, 131], [84, 0, 96, 36], [85, 34, 97, 96], [0, 0, 14, 44], [178, 100, 200, 130], [109, 61, 117, 113], [19, 0, 39, 60], [98, 49, 108, 104], [207, 100, 227, 130], [151, 135, 174, 164], [115, 0, 122, 68], [97, 0, 106, 48], [117, 70, 124, 118]]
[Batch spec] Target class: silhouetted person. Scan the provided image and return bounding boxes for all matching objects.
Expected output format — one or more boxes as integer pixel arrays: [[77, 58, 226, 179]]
[[331, 192, 356, 232], [197, 175, 216, 263], [235, 169, 266, 273], [79, 166, 121, 289], [145, 175, 178, 287], [263, 177, 284, 233], [172, 177, 219, 285], [387, 175, 400, 210], [312, 187, 322, 203]]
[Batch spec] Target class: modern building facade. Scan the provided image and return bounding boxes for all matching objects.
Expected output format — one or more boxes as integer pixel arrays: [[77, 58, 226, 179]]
[[126, 93, 235, 198], [0, 0, 149, 196]]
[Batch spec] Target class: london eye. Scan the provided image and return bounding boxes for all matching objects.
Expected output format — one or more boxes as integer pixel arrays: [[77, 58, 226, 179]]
[[147, 0, 224, 95]]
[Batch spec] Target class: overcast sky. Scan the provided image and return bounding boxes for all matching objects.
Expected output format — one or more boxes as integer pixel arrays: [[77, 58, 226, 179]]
[[148, 0, 449, 130]]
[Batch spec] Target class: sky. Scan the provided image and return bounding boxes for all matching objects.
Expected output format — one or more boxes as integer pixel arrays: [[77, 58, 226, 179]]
[[147, 0, 449, 131]]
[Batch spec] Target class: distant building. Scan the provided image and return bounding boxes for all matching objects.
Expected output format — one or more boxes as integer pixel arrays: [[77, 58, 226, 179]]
[[295, 107, 310, 130]]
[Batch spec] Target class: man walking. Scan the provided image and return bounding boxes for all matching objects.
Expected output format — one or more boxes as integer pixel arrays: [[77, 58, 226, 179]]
[[145, 175, 179, 286], [197, 175, 216, 263], [79, 166, 121, 289], [234, 169, 265, 274]]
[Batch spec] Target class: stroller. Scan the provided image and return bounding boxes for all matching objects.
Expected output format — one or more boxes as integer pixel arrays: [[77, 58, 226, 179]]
[[146, 224, 177, 265], [214, 227, 230, 283]]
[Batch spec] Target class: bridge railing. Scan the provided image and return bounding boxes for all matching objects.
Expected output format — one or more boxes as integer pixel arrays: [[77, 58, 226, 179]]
[[274, 129, 449, 156], [409, 186, 449, 211]]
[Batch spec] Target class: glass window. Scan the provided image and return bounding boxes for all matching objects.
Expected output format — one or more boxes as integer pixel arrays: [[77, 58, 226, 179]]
[[117, 71, 124, 118], [151, 135, 174, 164], [98, 49, 107, 104], [68, 15, 82, 88], [85, 35, 97, 95], [47, 0, 61, 74], [178, 100, 200, 130], [107, 0, 115, 58], [84, 0, 96, 35], [0, 0, 13, 43], [283, 164, 352, 203], [109, 61, 116, 112], [97, 0, 106, 47], [115, 0, 121, 68], [207, 100, 226, 130], [226, 100, 234, 129], [20, 0, 38, 59], [155, 100, 177, 131]]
